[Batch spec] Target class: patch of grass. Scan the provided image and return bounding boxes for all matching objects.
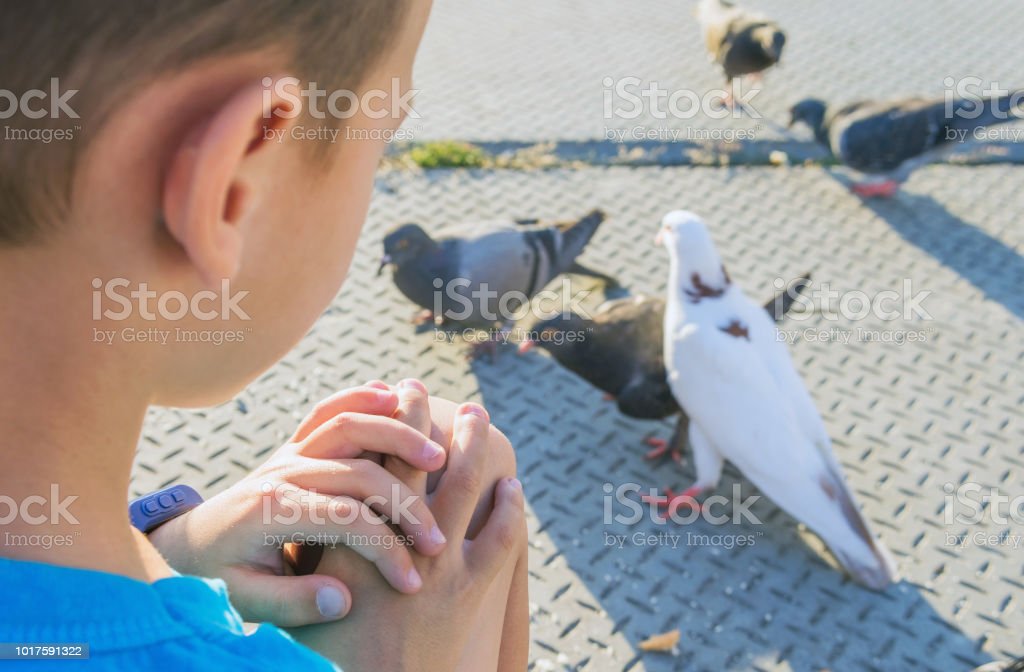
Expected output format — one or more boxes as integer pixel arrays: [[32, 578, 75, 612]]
[[407, 141, 488, 169]]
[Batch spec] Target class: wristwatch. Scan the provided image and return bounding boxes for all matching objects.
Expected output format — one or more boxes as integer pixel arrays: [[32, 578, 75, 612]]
[[129, 484, 204, 533]]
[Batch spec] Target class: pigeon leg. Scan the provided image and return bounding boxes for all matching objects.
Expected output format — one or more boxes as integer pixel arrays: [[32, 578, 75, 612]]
[[642, 485, 706, 518], [411, 308, 434, 325], [687, 423, 723, 490], [667, 413, 690, 464], [851, 180, 900, 198], [644, 422, 724, 519], [466, 324, 512, 363], [719, 88, 735, 111], [602, 393, 616, 402], [466, 336, 500, 362], [644, 437, 669, 460]]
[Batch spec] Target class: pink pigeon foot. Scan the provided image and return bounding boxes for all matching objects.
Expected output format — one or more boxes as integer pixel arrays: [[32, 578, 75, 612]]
[[851, 180, 899, 198]]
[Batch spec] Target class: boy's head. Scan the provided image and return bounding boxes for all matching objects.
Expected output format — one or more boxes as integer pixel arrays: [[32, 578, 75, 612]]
[[0, 0, 431, 406]]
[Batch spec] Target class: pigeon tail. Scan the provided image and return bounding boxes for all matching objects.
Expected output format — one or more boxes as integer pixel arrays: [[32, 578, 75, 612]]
[[818, 471, 899, 591], [553, 209, 606, 270], [831, 539, 899, 592], [761, 272, 811, 323], [944, 92, 1024, 136]]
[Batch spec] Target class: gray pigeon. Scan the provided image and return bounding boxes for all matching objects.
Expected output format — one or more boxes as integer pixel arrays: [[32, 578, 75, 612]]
[[789, 92, 1024, 197], [519, 273, 810, 461], [379, 210, 607, 335], [696, 0, 785, 106]]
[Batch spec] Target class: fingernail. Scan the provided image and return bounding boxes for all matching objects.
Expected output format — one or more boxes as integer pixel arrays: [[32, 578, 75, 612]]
[[406, 567, 422, 591], [316, 585, 346, 618], [505, 478, 524, 505], [458, 403, 488, 421], [429, 525, 446, 546], [398, 378, 427, 393], [422, 441, 445, 462], [364, 380, 389, 390]]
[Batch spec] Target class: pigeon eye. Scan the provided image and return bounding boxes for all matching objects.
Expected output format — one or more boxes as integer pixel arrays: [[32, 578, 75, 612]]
[[397, 240, 409, 250]]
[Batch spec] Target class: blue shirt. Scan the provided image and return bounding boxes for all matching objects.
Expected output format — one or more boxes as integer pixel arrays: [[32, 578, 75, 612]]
[[0, 558, 338, 671]]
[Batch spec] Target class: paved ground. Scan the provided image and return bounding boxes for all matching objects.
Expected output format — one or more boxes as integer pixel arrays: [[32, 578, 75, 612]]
[[133, 165, 1023, 671], [131, 2, 1023, 671], [408, 0, 1024, 143]]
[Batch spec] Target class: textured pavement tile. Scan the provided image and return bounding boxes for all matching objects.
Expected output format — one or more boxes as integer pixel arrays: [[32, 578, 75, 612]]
[[408, 0, 1024, 144], [135, 165, 1023, 671]]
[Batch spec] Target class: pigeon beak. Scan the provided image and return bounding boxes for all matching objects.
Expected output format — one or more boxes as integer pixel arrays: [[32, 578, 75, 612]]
[[654, 230, 664, 246], [517, 340, 536, 355], [376, 254, 392, 276]]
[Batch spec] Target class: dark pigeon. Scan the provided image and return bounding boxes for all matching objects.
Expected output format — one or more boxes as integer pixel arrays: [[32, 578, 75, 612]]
[[520, 273, 811, 460], [789, 92, 1024, 197], [697, 0, 785, 104], [380, 210, 607, 333]]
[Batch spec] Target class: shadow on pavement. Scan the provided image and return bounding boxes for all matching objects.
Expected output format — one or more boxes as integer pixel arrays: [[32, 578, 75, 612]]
[[470, 348, 993, 672], [827, 171, 1024, 321]]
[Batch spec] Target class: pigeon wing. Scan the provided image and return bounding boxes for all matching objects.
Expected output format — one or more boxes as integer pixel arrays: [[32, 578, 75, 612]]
[[737, 295, 896, 579], [450, 229, 545, 325], [830, 99, 945, 173], [667, 312, 896, 588]]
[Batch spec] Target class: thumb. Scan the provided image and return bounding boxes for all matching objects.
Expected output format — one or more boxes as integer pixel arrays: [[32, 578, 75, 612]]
[[222, 567, 352, 627], [466, 478, 526, 584]]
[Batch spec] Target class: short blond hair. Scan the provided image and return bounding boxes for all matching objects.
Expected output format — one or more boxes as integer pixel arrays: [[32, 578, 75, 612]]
[[0, 0, 407, 244]]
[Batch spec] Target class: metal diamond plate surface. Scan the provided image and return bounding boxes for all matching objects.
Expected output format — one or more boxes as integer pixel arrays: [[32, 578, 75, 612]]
[[133, 164, 1023, 671], [406, 0, 1024, 143]]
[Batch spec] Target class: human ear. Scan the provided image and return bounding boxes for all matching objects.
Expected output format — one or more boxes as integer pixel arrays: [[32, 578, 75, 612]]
[[162, 75, 300, 286]]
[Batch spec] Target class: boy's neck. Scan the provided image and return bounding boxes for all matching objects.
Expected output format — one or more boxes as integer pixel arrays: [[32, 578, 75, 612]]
[[0, 253, 173, 582]]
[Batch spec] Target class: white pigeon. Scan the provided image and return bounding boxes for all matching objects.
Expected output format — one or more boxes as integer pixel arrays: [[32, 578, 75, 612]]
[[657, 210, 898, 590]]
